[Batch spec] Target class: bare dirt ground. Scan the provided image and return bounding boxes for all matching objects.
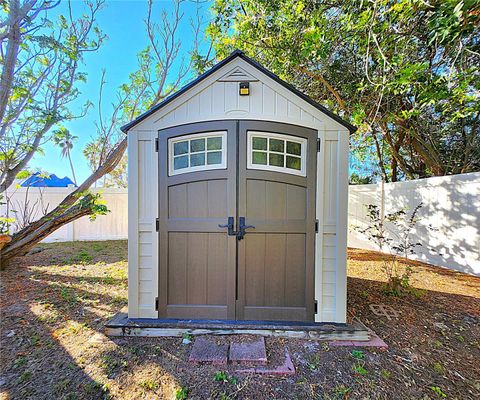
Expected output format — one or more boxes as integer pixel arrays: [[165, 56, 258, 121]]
[[1, 241, 479, 399]]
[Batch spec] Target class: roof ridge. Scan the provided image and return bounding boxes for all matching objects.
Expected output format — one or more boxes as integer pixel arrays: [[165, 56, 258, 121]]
[[121, 50, 356, 133]]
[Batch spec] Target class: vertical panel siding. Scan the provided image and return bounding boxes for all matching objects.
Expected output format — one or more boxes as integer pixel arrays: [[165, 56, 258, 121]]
[[129, 132, 158, 318]]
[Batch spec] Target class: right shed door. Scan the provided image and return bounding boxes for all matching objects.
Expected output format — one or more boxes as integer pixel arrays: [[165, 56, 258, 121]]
[[236, 121, 317, 321]]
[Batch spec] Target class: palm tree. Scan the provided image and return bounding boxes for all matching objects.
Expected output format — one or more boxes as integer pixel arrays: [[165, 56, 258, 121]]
[[52, 127, 78, 185]]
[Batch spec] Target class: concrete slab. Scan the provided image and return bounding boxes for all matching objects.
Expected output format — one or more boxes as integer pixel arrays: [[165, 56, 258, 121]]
[[236, 348, 295, 375], [229, 337, 267, 364], [330, 330, 388, 349], [188, 337, 228, 365], [105, 313, 370, 341]]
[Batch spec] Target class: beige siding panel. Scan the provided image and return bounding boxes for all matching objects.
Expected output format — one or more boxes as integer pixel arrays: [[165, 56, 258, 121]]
[[211, 81, 225, 114], [139, 232, 152, 245], [139, 279, 154, 292], [187, 93, 200, 117], [275, 93, 288, 117], [139, 292, 154, 307], [288, 101, 301, 120], [139, 256, 154, 269], [301, 109, 314, 123], [225, 81, 238, 113], [199, 86, 213, 115], [262, 84, 275, 115], [250, 81, 263, 114], [322, 296, 335, 309], [139, 243, 152, 257], [127, 132, 139, 317], [323, 258, 336, 272], [322, 284, 335, 296], [139, 268, 153, 281], [138, 141, 153, 221], [324, 140, 338, 226], [322, 310, 335, 322], [174, 102, 188, 122], [323, 245, 337, 259], [323, 271, 336, 284], [322, 234, 336, 246]]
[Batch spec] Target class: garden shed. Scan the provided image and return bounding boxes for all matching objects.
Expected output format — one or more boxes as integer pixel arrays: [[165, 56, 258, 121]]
[[122, 50, 355, 324]]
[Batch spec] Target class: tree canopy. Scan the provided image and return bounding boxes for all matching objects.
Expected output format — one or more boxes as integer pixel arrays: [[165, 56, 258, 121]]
[[202, 0, 480, 181]]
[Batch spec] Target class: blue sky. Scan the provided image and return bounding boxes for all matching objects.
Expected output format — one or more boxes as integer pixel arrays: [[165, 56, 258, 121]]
[[28, 0, 367, 184], [31, 0, 210, 183]]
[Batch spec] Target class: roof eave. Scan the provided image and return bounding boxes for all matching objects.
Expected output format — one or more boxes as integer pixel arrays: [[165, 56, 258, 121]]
[[121, 50, 356, 134]]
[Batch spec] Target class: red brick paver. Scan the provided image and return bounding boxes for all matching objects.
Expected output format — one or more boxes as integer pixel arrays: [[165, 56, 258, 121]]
[[188, 336, 229, 365], [229, 337, 267, 364]]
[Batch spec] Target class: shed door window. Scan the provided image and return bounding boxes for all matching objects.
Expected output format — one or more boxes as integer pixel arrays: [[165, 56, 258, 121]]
[[247, 131, 307, 176], [169, 131, 227, 175]]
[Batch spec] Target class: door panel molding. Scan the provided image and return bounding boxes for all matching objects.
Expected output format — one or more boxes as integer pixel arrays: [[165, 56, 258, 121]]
[[158, 120, 237, 319], [237, 120, 317, 321], [158, 119, 317, 322]]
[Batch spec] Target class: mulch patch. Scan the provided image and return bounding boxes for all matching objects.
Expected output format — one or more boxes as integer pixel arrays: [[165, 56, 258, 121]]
[[1, 241, 479, 399]]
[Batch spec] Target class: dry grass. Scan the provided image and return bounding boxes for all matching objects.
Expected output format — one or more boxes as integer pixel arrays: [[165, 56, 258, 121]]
[[0, 241, 478, 399]]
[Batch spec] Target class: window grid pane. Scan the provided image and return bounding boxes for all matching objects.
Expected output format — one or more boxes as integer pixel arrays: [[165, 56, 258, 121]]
[[249, 133, 305, 176], [170, 133, 226, 175]]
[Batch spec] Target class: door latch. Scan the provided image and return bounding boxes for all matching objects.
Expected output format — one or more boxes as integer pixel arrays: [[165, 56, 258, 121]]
[[218, 216, 236, 236], [236, 217, 255, 241]]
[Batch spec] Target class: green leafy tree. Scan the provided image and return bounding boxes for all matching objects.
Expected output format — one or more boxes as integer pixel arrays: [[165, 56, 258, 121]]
[[1, 0, 206, 264], [52, 127, 78, 185], [201, 0, 480, 181], [0, 0, 105, 193]]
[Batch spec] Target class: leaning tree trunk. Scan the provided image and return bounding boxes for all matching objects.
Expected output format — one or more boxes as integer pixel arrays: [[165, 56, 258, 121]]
[[0, 137, 127, 266]]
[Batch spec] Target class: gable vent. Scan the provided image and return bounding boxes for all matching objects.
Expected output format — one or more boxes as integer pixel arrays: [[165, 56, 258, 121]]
[[218, 67, 259, 82]]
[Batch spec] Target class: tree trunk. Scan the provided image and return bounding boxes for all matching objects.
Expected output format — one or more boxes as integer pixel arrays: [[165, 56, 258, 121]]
[[0, 0, 21, 126], [1, 137, 127, 266], [67, 150, 78, 185], [1, 197, 94, 265]]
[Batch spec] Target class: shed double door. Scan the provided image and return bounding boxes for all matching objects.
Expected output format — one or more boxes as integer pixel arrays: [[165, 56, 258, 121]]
[[158, 120, 317, 321]]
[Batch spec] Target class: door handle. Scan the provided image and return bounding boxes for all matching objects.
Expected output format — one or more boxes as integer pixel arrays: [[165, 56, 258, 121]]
[[218, 216, 236, 236], [237, 217, 255, 241]]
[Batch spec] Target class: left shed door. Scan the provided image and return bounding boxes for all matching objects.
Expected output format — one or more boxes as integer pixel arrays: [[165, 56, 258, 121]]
[[158, 121, 237, 319]]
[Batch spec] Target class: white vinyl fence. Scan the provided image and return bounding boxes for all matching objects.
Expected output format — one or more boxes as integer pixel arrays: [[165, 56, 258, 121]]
[[348, 172, 480, 276], [1, 187, 128, 242], [2, 173, 479, 275]]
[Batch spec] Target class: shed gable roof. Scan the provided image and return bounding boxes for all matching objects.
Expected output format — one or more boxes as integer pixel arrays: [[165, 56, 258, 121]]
[[121, 50, 356, 133]]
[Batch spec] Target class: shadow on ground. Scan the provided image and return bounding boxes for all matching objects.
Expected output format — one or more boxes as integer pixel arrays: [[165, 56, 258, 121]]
[[0, 242, 479, 399]]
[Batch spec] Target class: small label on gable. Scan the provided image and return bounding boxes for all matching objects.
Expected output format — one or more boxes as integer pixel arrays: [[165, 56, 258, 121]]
[[218, 66, 259, 82]]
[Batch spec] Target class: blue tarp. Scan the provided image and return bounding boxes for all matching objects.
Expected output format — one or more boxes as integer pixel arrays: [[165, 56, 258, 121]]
[[21, 172, 76, 187]]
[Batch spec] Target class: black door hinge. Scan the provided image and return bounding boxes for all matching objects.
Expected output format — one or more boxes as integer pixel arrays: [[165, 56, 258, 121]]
[[315, 219, 319, 233], [155, 138, 159, 152], [314, 300, 318, 314], [155, 297, 158, 311], [155, 218, 159, 232], [317, 138, 321, 152]]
